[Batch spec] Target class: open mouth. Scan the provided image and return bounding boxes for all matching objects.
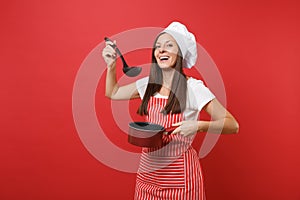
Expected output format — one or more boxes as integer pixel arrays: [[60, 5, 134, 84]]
[[159, 56, 169, 61]]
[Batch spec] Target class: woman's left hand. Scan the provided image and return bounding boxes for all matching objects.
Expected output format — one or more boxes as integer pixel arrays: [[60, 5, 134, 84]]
[[171, 121, 199, 137]]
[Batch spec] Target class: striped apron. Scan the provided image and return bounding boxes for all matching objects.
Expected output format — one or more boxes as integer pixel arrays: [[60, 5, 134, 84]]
[[134, 96, 204, 200]]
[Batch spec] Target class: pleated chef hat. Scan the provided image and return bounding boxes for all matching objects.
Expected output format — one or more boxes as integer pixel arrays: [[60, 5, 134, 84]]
[[162, 21, 197, 69]]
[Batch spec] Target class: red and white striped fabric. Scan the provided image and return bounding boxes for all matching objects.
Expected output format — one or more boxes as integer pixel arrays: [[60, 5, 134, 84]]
[[134, 96, 204, 200]]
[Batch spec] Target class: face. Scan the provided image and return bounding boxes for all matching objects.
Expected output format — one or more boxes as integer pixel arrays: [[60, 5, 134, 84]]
[[154, 33, 179, 69]]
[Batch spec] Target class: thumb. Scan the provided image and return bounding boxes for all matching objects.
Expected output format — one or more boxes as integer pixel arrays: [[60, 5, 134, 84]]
[[172, 122, 182, 127], [171, 127, 181, 134]]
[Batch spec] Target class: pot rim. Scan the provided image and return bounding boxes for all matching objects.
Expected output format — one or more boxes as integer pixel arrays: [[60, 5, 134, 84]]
[[129, 122, 165, 132]]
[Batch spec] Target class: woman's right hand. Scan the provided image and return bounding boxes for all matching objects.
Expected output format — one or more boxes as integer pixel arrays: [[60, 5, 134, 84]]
[[102, 40, 117, 68]]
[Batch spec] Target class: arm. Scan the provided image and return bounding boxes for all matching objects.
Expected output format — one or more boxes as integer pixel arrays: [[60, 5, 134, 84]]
[[172, 99, 239, 136], [102, 40, 140, 100], [198, 98, 239, 134]]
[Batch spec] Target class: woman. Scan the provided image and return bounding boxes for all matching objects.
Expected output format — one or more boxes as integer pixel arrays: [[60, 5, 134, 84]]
[[102, 22, 239, 200]]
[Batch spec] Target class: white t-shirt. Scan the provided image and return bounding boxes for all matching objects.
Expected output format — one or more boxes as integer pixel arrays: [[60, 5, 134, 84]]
[[136, 77, 215, 121]]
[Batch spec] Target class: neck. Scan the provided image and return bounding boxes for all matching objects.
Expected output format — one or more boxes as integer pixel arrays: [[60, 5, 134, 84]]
[[161, 68, 175, 89]]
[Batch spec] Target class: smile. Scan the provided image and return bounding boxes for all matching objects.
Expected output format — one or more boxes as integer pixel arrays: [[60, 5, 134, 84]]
[[159, 56, 169, 61]]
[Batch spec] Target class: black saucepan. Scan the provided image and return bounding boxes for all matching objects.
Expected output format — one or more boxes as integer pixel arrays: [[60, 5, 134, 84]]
[[128, 122, 176, 147]]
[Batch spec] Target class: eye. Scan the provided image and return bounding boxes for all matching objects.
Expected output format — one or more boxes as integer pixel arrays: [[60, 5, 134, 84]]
[[155, 45, 161, 49], [166, 43, 173, 48]]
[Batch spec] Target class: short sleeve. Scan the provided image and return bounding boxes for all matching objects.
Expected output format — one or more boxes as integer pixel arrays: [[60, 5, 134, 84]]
[[187, 78, 215, 111], [136, 76, 149, 99]]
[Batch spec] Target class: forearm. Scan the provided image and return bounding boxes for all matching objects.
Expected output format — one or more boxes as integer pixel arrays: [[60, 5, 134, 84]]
[[197, 117, 239, 134], [105, 64, 119, 98]]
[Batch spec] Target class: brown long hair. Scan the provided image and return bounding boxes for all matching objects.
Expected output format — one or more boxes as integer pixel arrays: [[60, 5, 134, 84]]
[[137, 33, 187, 116]]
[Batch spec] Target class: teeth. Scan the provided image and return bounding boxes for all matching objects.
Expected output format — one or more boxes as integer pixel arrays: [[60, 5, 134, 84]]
[[160, 56, 169, 60]]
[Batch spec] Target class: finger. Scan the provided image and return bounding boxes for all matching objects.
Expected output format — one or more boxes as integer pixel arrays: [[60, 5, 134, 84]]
[[105, 44, 116, 53], [172, 122, 182, 127], [171, 127, 181, 134], [182, 133, 188, 137], [102, 51, 114, 59], [102, 48, 116, 58], [105, 40, 117, 49], [105, 40, 114, 46]]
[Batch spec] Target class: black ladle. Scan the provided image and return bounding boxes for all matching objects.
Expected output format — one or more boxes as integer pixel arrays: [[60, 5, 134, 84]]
[[104, 37, 142, 77]]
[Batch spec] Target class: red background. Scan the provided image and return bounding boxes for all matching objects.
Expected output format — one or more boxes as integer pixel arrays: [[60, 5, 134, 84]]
[[1, 0, 299, 199]]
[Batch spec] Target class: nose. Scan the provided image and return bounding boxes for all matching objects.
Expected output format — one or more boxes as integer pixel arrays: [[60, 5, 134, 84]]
[[158, 45, 165, 53]]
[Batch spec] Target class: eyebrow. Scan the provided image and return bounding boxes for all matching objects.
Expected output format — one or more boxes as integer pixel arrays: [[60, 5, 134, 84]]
[[156, 40, 174, 44]]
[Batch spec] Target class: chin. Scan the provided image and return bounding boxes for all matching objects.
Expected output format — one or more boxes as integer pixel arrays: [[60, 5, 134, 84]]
[[158, 63, 173, 69], [160, 66, 173, 71]]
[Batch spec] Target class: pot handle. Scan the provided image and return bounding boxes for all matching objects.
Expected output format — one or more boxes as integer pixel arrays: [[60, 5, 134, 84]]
[[163, 126, 178, 135]]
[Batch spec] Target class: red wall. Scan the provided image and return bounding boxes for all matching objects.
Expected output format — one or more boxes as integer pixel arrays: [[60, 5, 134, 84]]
[[1, 0, 299, 199]]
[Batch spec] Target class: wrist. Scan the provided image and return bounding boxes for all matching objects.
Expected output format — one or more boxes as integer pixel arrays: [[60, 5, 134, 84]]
[[107, 60, 116, 69], [197, 121, 207, 133]]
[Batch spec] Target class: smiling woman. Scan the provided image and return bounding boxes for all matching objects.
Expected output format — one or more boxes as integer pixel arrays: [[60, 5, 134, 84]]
[[102, 21, 239, 200], [154, 34, 179, 69]]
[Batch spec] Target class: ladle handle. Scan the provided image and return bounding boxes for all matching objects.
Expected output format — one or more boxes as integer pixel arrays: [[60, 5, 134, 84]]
[[104, 37, 129, 67], [104, 37, 119, 54]]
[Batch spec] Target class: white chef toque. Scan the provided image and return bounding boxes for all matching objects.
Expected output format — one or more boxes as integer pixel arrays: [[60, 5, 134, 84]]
[[162, 21, 197, 69]]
